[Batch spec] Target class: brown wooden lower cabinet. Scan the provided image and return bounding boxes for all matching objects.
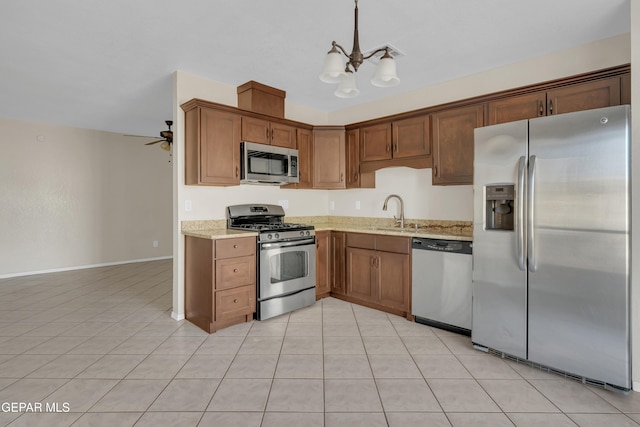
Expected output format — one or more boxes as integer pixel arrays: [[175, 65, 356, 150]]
[[331, 232, 346, 295], [315, 231, 331, 298], [185, 235, 256, 333], [342, 233, 411, 318], [316, 230, 346, 298]]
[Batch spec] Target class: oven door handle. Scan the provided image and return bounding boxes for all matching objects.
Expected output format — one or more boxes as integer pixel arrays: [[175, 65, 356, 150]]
[[261, 238, 315, 249]]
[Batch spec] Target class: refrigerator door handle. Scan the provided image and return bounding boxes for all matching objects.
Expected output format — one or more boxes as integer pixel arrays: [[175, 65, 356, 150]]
[[517, 156, 526, 271], [527, 155, 537, 272]]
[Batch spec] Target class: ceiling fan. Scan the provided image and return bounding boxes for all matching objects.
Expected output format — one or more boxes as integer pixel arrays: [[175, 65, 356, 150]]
[[144, 120, 173, 151]]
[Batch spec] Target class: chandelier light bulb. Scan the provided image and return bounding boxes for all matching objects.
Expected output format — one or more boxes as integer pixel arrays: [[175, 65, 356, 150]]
[[334, 71, 360, 98], [371, 52, 400, 87], [319, 47, 344, 84]]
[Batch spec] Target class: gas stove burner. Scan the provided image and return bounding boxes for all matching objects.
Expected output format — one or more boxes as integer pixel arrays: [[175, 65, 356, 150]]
[[226, 203, 315, 242]]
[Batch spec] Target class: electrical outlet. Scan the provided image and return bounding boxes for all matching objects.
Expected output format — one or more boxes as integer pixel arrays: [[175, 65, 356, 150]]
[[153, 241, 159, 248], [185, 200, 192, 211], [278, 200, 289, 209], [355, 201, 361, 210], [329, 201, 335, 210]]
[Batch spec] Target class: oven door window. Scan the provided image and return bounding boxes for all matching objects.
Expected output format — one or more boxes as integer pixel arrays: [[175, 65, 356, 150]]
[[259, 243, 316, 300], [270, 251, 307, 283], [247, 151, 288, 177]]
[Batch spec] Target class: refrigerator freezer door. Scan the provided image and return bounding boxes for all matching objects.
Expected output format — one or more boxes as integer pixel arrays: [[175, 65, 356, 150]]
[[527, 105, 630, 389], [472, 120, 528, 359]]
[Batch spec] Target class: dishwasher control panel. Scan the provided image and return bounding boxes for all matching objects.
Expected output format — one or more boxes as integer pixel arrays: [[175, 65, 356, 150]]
[[412, 238, 472, 254]]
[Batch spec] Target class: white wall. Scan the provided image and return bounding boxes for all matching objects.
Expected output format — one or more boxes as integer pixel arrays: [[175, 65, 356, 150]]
[[330, 168, 472, 221], [0, 118, 173, 277]]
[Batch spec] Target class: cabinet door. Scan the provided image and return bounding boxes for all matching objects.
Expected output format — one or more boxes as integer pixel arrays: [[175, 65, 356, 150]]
[[376, 251, 410, 311], [331, 232, 346, 295], [315, 231, 331, 298], [241, 116, 270, 145], [346, 247, 375, 302], [199, 108, 241, 185], [271, 123, 297, 148], [296, 128, 313, 189], [313, 128, 346, 189], [487, 91, 547, 125], [346, 129, 360, 188], [432, 104, 484, 185], [392, 115, 431, 158], [546, 77, 621, 115], [215, 255, 256, 291], [621, 73, 631, 105], [360, 123, 392, 161], [215, 285, 255, 322], [346, 129, 374, 189]]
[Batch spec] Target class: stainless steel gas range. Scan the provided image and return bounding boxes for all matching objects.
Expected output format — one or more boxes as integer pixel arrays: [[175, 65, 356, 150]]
[[226, 204, 316, 320]]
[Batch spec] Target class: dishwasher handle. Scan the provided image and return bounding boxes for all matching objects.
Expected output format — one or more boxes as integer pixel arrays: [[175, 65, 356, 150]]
[[412, 238, 472, 255]]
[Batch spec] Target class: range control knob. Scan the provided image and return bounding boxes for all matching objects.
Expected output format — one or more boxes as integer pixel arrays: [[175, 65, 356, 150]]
[[300, 231, 305, 237], [305, 231, 310, 236], [267, 233, 273, 240], [274, 233, 280, 239]]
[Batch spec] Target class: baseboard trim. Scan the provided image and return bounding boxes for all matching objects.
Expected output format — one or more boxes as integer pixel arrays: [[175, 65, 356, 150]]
[[171, 311, 185, 321], [0, 256, 173, 279]]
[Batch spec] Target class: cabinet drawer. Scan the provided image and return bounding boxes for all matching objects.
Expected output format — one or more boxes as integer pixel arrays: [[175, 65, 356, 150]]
[[376, 235, 410, 254], [215, 255, 256, 291], [215, 285, 256, 321], [216, 237, 255, 258], [347, 233, 376, 250]]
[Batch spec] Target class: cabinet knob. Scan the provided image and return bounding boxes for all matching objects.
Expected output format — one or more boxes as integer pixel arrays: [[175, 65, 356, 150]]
[[434, 165, 438, 177], [340, 173, 344, 182], [233, 299, 238, 303], [548, 100, 553, 115], [386, 144, 390, 152], [394, 143, 398, 152], [538, 100, 544, 116], [354, 173, 359, 182], [235, 166, 239, 178], [233, 244, 238, 248], [233, 268, 238, 273]]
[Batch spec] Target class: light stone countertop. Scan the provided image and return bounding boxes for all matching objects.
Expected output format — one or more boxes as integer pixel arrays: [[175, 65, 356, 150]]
[[181, 216, 472, 242]]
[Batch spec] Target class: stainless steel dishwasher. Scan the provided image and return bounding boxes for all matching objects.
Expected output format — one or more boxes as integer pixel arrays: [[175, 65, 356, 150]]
[[411, 238, 473, 335]]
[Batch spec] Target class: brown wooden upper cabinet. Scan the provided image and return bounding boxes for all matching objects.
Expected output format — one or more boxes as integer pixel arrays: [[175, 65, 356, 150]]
[[313, 127, 346, 189], [360, 115, 430, 162], [393, 115, 431, 158], [184, 106, 241, 186], [295, 128, 313, 189], [241, 116, 297, 148], [488, 76, 624, 125], [432, 104, 484, 186], [346, 129, 375, 189]]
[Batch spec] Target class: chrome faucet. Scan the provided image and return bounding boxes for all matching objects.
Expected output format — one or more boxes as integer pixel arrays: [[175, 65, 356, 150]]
[[382, 194, 405, 228]]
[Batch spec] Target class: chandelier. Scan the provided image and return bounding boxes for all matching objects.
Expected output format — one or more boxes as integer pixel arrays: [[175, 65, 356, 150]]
[[319, 0, 400, 98]]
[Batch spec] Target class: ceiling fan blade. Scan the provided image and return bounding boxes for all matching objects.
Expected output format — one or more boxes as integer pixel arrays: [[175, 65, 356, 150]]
[[144, 140, 164, 145], [124, 134, 156, 138]]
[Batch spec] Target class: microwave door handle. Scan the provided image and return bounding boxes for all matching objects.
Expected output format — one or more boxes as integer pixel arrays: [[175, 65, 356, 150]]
[[517, 156, 526, 271]]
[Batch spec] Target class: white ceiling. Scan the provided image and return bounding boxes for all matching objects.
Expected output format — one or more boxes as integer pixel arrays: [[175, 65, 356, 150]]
[[0, 0, 630, 137]]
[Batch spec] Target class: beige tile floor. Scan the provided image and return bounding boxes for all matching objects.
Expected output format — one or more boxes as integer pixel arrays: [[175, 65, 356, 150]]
[[1, 259, 640, 426]]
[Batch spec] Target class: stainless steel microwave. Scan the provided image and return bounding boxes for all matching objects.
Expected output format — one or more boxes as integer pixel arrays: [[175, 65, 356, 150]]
[[240, 141, 299, 185]]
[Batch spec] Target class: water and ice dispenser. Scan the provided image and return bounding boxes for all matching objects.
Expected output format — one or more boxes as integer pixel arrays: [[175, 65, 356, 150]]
[[485, 184, 514, 231]]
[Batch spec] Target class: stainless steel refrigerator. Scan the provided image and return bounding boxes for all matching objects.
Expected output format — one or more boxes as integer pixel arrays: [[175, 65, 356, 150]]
[[472, 105, 631, 391]]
